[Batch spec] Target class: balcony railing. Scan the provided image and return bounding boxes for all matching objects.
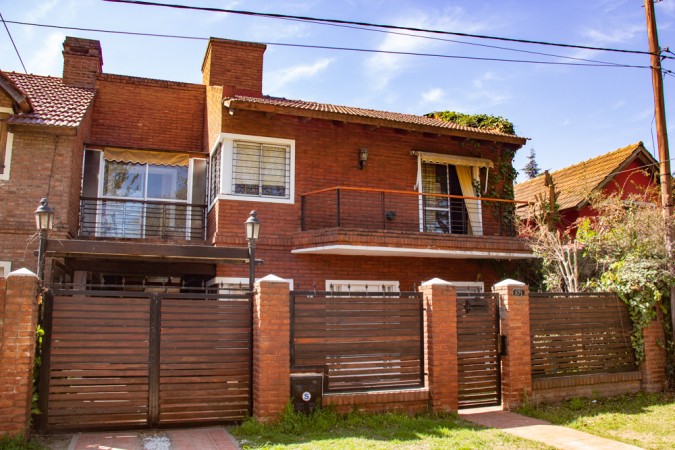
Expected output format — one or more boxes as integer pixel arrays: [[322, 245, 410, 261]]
[[79, 197, 207, 240], [300, 187, 528, 237]]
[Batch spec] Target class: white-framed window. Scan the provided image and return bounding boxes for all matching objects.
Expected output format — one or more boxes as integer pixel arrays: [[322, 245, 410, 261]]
[[209, 133, 295, 205], [0, 107, 13, 181], [415, 152, 493, 236], [207, 276, 294, 293], [0, 261, 11, 278], [325, 280, 400, 294]]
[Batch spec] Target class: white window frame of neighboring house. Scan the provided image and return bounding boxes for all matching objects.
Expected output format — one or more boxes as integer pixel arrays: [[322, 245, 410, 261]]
[[207, 276, 294, 292], [414, 151, 493, 236], [0, 107, 13, 181], [451, 281, 485, 294], [325, 280, 400, 295], [0, 261, 11, 278], [209, 133, 296, 207]]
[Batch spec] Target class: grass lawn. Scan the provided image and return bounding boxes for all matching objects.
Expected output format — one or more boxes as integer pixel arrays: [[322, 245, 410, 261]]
[[228, 404, 552, 450], [517, 390, 675, 450]]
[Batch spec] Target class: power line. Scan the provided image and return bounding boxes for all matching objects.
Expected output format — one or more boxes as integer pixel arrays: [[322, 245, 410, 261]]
[[1, 20, 656, 70], [104, 0, 658, 57], [277, 16, 647, 68], [0, 12, 27, 73]]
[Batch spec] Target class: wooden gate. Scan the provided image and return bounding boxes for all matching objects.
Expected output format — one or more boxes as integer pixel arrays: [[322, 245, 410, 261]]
[[456, 292, 501, 408], [38, 286, 252, 431]]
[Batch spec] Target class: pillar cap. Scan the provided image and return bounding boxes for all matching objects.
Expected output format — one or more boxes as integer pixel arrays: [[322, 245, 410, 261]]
[[7, 268, 38, 278], [494, 278, 526, 287], [421, 278, 454, 287], [257, 274, 289, 283]]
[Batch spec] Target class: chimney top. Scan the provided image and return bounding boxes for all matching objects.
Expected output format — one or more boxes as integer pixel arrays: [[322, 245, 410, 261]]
[[62, 36, 103, 89], [202, 38, 266, 97]]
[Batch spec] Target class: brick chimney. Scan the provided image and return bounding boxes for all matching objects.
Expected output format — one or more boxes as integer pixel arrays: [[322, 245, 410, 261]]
[[202, 38, 266, 97], [62, 37, 103, 89]]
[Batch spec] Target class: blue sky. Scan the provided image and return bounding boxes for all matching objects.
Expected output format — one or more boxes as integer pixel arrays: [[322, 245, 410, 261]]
[[1, 0, 674, 183]]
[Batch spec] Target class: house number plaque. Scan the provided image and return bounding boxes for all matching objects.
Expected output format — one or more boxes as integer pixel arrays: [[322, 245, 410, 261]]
[[511, 288, 526, 297]]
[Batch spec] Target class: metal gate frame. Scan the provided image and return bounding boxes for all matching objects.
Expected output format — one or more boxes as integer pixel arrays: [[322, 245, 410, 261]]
[[38, 284, 252, 432], [456, 292, 502, 408]]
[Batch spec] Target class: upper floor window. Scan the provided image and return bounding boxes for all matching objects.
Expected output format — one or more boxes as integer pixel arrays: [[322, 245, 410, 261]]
[[0, 261, 10, 278], [210, 133, 295, 205], [415, 152, 493, 236], [0, 109, 13, 181]]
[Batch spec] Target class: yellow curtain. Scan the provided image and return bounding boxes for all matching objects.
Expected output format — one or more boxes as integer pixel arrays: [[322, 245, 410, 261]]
[[455, 165, 483, 236], [104, 148, 189, 167]]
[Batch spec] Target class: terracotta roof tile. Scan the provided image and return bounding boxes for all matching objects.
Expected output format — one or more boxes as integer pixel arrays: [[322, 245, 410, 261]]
[[514, 142, 653, 209], [227, 95, 526, 141], [1, 72, 94, 128]]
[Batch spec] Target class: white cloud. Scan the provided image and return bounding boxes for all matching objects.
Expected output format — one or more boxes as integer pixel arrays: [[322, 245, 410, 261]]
[[265, 57, 334, 93], [26, 32, 64, 76], [421, 87, 445, 104], [25, 0, 62, 22], [364, 7, 492, 90], [584, 24, 644, 45]]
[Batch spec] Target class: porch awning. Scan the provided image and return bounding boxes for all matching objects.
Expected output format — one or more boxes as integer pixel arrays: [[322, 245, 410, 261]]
[[104, 147, 189, 166], [414, 151, 494, 168]]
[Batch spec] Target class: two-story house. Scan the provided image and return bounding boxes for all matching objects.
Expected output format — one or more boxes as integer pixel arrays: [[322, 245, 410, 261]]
[[0, 36, 531, 294]]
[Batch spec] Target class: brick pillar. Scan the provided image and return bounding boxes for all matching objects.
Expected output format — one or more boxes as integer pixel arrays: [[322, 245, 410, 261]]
[[0, 269, 39, 437], [252, 274, 290, 421], [420, 278, 458, 412], [640, 306, 667, 392], [494, 279, 532, 409]]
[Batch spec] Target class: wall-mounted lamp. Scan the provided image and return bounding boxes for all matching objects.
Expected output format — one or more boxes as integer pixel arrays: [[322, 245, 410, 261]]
[[34, 197, 54, 282], [359, 148, 369, 170]]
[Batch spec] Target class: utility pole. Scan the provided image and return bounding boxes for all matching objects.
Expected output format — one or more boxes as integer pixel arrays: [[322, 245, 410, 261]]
[[644, 0, 675, 335]]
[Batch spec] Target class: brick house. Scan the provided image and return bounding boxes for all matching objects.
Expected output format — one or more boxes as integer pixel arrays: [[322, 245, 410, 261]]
[[0, 36, 531, 293], [514, 142, 659, 230]]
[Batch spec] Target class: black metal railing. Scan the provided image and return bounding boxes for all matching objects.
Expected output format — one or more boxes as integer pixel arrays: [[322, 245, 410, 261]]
[[300, 187, 527, 237], [78, 197, 207, 240]]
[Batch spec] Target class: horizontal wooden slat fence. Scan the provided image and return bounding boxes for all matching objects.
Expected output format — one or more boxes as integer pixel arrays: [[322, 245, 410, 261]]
[[40, 286, 252, 431], [530, 292, 636, 378], [291, 292, 424, 393]]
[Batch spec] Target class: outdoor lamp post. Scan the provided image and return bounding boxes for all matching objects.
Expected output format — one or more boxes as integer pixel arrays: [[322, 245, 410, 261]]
[[34, 197, 54, 282], [245, 210, 260, 292]]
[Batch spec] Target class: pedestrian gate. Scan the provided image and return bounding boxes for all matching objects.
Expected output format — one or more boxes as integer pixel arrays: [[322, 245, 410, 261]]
[[456, 292, 501, 408]]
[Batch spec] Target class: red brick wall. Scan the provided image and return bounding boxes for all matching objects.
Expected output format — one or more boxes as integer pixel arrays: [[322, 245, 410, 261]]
[[90, 75, 206, 153], [641, 307, 667, 392], [532, 372, 642, 403], [0, 127, 82, 275], [202, 39, 266, 96], [0, 271, 39, 437]]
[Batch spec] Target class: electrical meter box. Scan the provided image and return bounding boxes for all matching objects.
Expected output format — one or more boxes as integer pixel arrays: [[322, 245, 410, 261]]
[[290, 373, 323, 414]]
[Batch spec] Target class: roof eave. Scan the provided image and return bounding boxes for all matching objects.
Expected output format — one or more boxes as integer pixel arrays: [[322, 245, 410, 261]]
[[224, 98, 527, 146], [0, 73, 32, 113]]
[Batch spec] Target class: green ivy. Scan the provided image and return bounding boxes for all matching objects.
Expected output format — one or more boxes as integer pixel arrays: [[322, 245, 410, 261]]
[[425, 111, 516, 135]]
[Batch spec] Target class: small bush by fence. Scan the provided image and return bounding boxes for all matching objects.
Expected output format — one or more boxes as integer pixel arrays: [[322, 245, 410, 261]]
[[290, 292, 424, 393], [530, 292, 636, 378]]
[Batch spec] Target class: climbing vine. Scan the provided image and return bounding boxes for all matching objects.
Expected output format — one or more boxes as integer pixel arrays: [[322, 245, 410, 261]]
[[425, 111, 516, 135]]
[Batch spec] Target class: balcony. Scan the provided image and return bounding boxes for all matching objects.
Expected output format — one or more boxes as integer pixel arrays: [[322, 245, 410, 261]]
[[78, 197, 206, 241], [295, 187, 533, 259]]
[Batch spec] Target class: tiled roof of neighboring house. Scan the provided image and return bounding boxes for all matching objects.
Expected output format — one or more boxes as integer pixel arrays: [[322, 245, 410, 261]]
[[514, 142, 656, 210], [225, 95, 527, 144], [0, 72, 95, 127]]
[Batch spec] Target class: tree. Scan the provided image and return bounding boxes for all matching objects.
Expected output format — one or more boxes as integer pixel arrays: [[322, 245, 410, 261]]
[[522, 148, 541, 179], [517, 174, 581, 292]]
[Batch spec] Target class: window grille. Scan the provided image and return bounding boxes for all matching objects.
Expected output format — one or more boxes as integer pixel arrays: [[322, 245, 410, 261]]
[[232, 141, 290, 199]]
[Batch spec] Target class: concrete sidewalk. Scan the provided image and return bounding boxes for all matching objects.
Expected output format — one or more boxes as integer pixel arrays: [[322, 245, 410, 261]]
[[459, 407, 642, 450], [54, 427, 241, 450]]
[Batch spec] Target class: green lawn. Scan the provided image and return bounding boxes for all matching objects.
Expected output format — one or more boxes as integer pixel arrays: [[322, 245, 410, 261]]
[[228, 404, 552, 449], [517, 391, 675, 450]]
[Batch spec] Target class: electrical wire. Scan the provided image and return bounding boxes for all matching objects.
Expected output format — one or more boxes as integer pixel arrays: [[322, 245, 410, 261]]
[[1, 20, 657, 70], [104, 0, 659, 57], [0, 12, 27, 73]]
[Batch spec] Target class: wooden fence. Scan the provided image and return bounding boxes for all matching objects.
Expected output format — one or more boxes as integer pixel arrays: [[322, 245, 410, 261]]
[[291, 292, 424, 392], [529, 292, 636, 377]]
